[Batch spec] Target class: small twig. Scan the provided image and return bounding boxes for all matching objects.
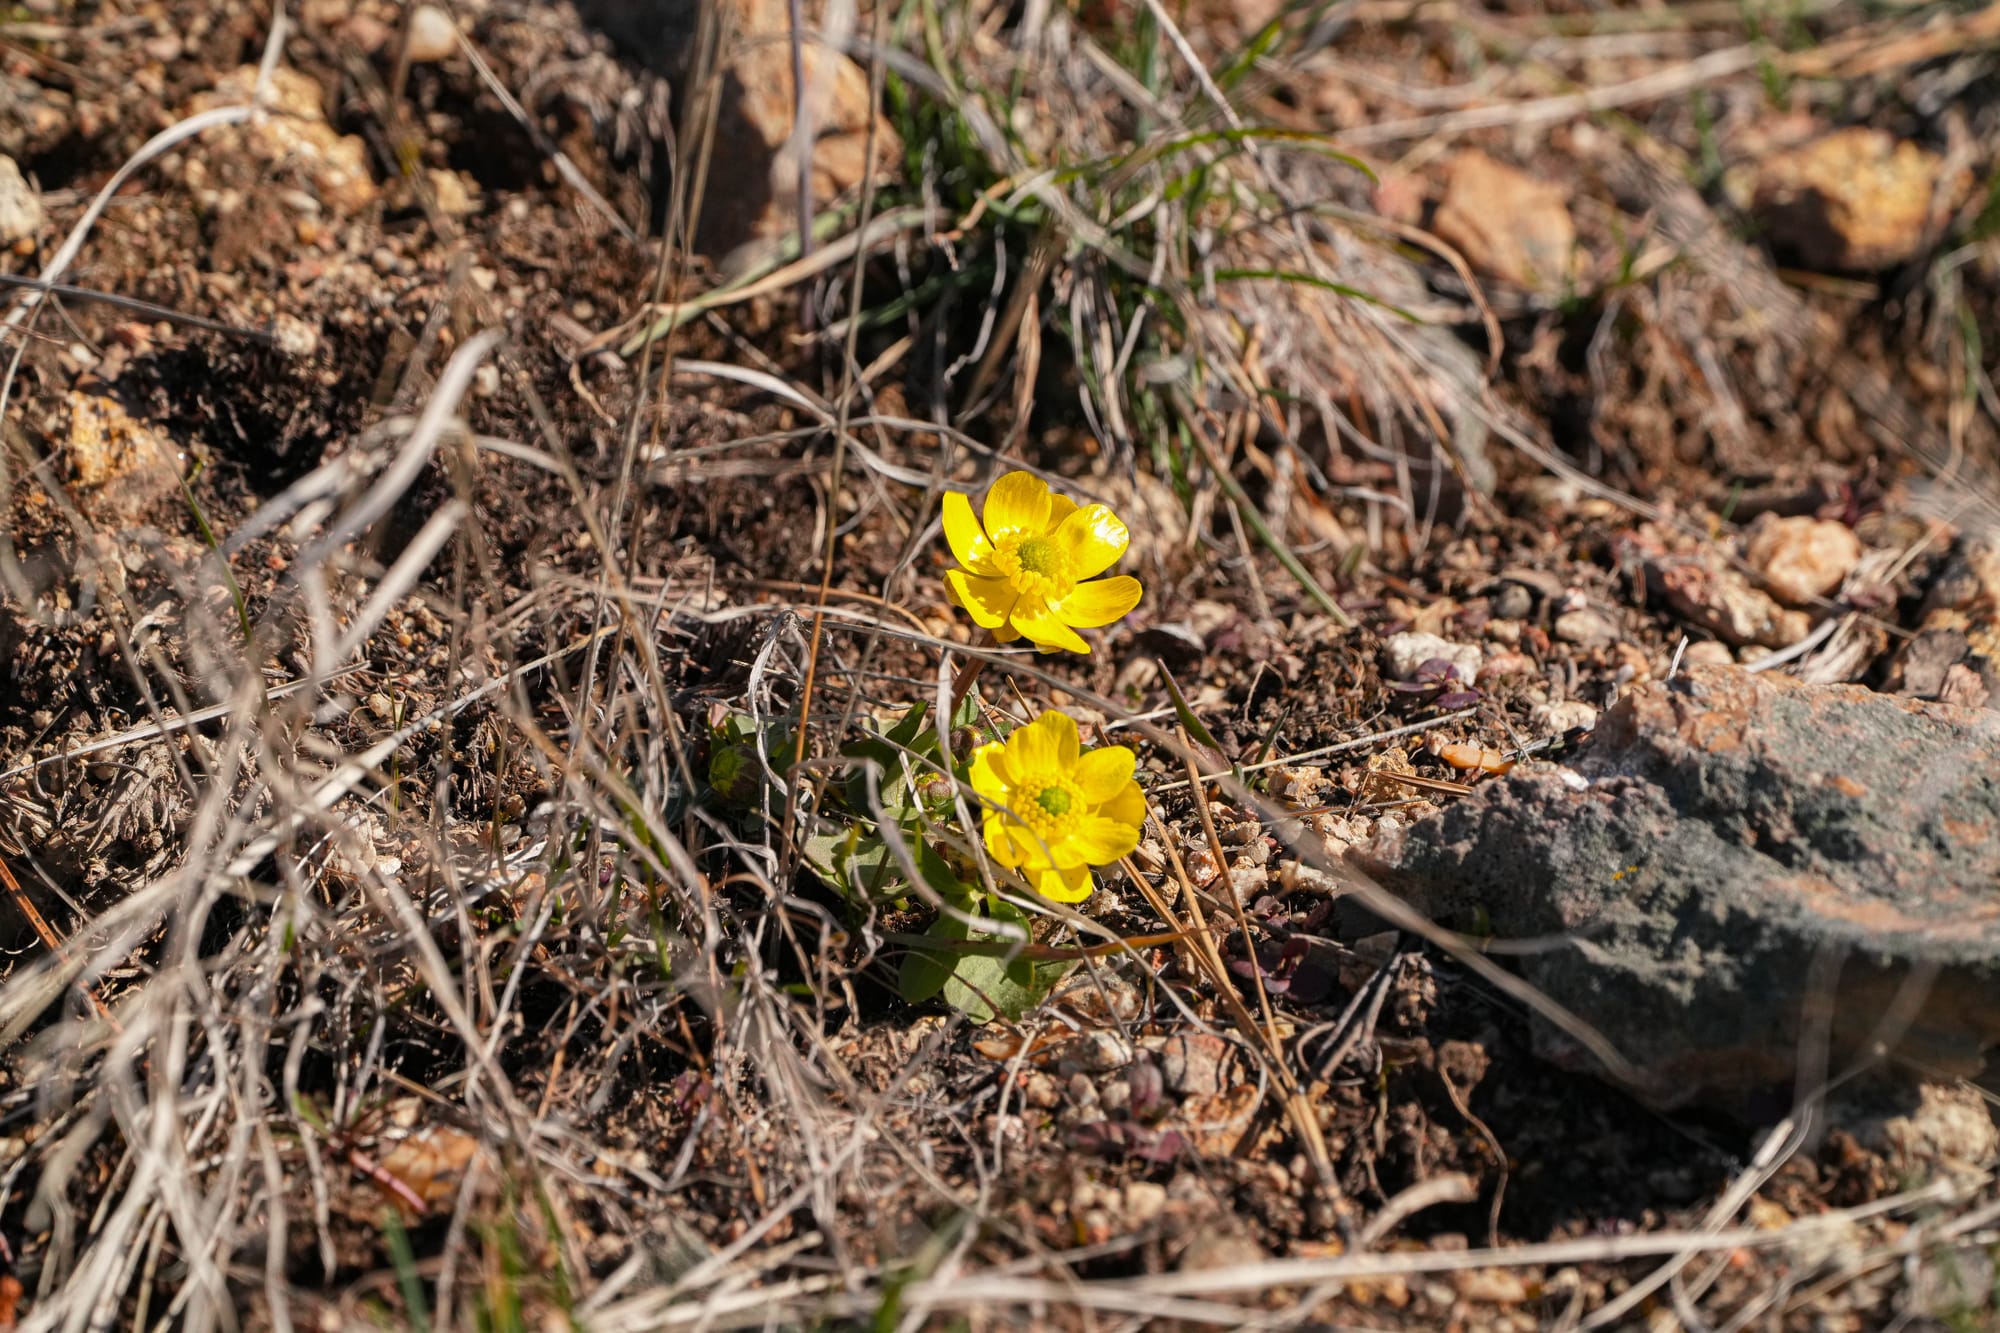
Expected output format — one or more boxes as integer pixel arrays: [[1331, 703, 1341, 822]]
[[1142, 779, 1338, 1198], [0, 273, 278, 343], [1296, 943, 1400, 1082], [1433, 1057, 1509, 1248], [1176, 395, 1355, 628], [784, 0, 891, 867], [1147, 708, 1477, 796], [1180, 727, 1285, 1055], [1354, 1173, 1479, 1250], [447, 25, 641, 244], [948, 650, 989, 715], [0, 847, 114, 1026], [786, 0, 813, 269]]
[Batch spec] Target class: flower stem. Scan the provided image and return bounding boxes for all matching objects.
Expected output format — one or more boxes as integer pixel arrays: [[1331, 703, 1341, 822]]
[[948, 651, 988, 716]]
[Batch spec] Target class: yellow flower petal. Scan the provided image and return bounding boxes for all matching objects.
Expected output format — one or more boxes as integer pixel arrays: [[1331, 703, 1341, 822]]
[[1011, 601, 1092, 654], [983, 470, 1051, 536], [1047, 837, 1090, 869], [1035, 863, 1094, 903], [1046, 492, 1080, 530], [1052, 575, 1142, 630], [1051, 503, 1129, 579], [1097, 780, 1147, 830], [1007, 823, 1055, 868], [944, 569, 1017, 630], [1067, 815, 1142, 866], [984, 813, 1025, 867], [968, 742, 1012, 805], [991, 619, 1022, 644], [941, 491, 996, 574], [1006, 710, 1077, 781], [1072, 746, 1136, 803], [1051, 712, 1080, 767]]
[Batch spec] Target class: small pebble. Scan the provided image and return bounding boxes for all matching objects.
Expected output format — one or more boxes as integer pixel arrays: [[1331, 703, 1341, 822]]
[[1680, 641, 1735, 668], [1453, 1268, 1529, 1303], [427, 167, 480, 216], [1553, 607, 1617, 648], [1382, 630, 1482, 683], [1066, 1030, 1134, 1073], [1224, 865, 1266, 896], [1490, 583, 1532, 620], [1185, 846, 1220, 887], [1435, 741, 1514, 775], [0, 155, 44, 245], [1123, 1181, 1168, 1225], [1530, 700, 1599, 737], [405, 5, 459, 62], [1745, 514, 1861, 605]]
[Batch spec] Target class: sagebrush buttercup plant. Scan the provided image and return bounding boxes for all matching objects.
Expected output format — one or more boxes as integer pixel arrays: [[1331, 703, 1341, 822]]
[[968, 709, 1145, 902], [943, 470, 1143, 654]]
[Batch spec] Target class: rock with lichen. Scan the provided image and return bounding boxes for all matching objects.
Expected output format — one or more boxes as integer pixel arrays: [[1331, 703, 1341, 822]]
[[1351, 664, 2000, 1112]]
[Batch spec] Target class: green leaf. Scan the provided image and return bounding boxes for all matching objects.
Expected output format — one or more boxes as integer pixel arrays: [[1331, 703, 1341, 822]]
[[882, 701, 934, 750], [802, 826, 897, 902], [942, 899, 1050, 1024], [1158, 661, 1228, 762], [896, 895, 1064, 1022], [896, 907, 968, 1004], [843, 703, 939, 813], [916, 838, 971, 902], [943, 952, 1052, 1025], [951, 687, 981, 731]]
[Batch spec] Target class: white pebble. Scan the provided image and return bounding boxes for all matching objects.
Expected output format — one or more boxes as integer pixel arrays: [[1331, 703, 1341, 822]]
[[1382, 630, 1481, 684], [405, 5, 459, 63]]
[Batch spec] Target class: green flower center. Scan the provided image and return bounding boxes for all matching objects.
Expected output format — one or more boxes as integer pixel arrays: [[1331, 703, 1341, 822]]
[[992, 530, 1076, 602], [1015, 536, 1059, 575], [1013, 775, 1086, 843]]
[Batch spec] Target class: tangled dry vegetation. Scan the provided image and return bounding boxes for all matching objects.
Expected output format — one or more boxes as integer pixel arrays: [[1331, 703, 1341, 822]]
[[1, 0, 1998, 1328]]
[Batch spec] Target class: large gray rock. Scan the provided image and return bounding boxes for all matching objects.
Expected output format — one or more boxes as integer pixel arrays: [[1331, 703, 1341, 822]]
[[1352, 665, 2000, 1110]]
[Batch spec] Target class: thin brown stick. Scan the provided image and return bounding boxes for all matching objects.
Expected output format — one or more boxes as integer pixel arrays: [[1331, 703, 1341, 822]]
[[948, 651, 989, 715], [1117, 857, 1208, 986], [785, 0, 892, 865], [1178, 727, 1285, 1053], [0, 848, 114, 1027], [1143, 785, 1338, 1199]]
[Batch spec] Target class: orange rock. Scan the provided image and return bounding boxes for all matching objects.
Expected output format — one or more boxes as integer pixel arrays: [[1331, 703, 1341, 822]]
[[1433, 151, 1578, 293], [1745, 514, 1861, 606], [64, 392, 186, 527], [1434, 741, 1514, 775], [1746, 128, 1972, 271]]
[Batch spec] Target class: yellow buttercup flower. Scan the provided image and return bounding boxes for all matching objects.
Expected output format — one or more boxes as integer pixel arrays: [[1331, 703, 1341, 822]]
[[968, 709, 1146, 903], [943, 470, 1143, 654]]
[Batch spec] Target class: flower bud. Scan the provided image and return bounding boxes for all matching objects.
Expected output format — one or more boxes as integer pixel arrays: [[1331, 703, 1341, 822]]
[[707, 743, 764, 806]]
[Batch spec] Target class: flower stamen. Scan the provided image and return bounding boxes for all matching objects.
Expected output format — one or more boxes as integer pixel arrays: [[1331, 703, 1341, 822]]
[[1015, 776, 1086, 845], [1015, 537, 1060, 576], [992, 531, 1077, 603]]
